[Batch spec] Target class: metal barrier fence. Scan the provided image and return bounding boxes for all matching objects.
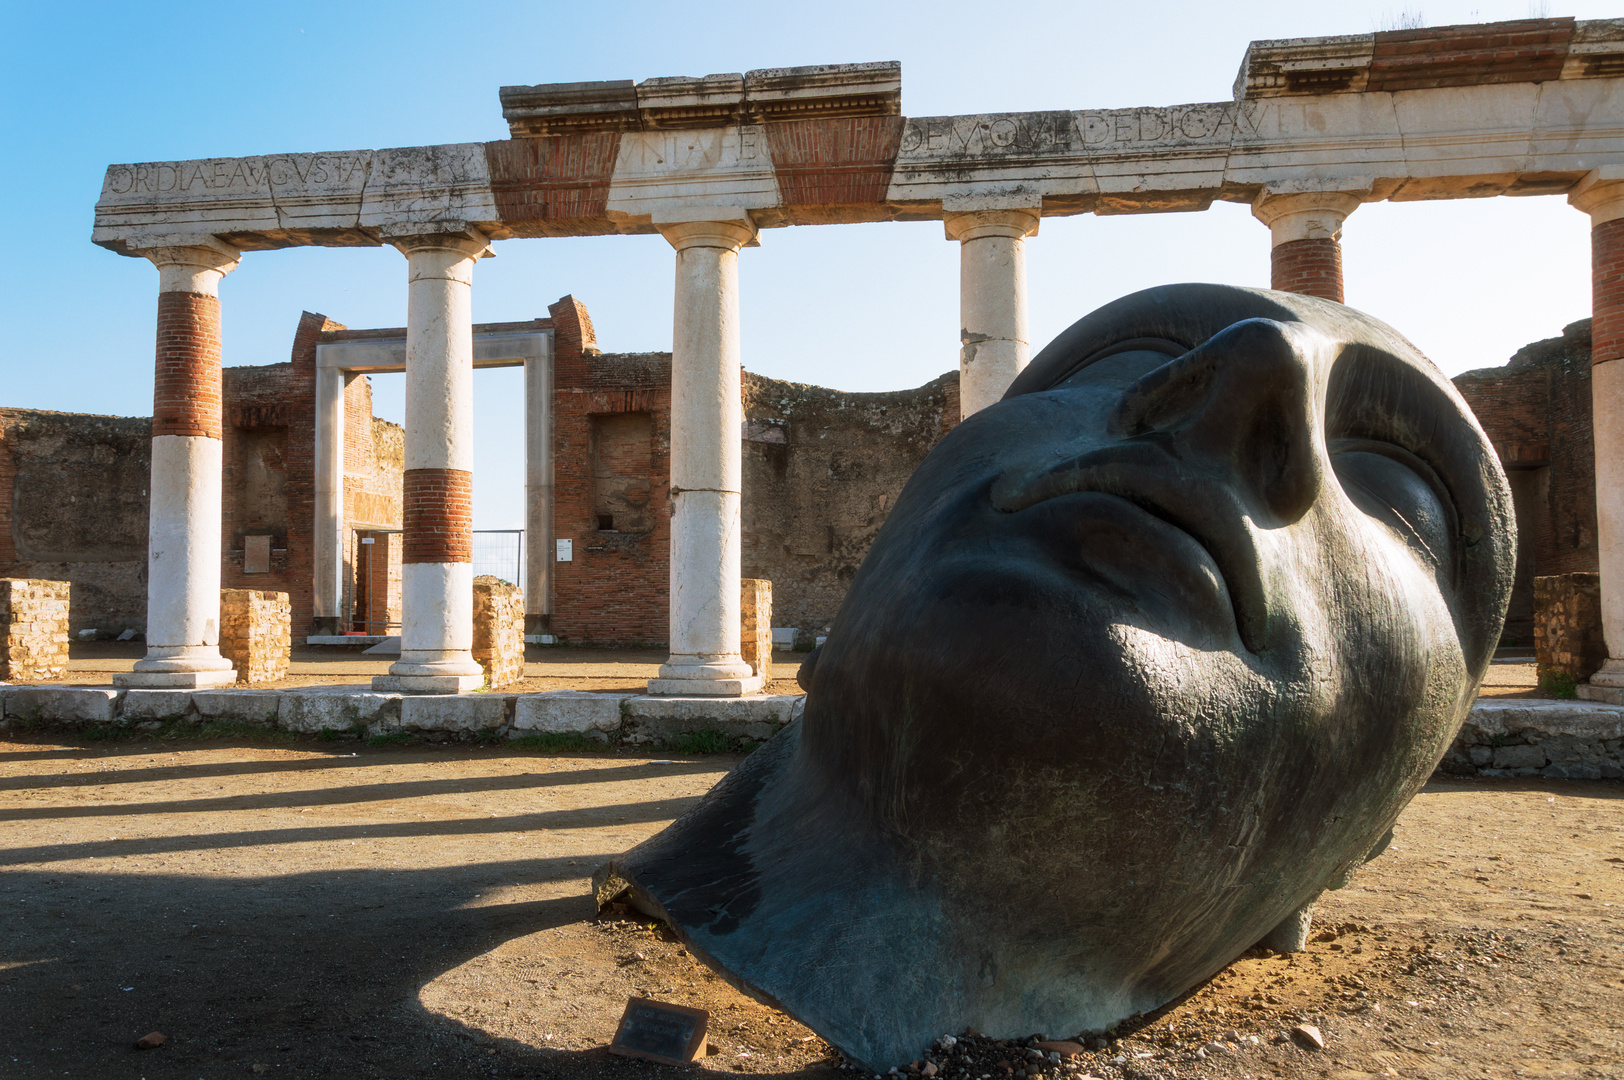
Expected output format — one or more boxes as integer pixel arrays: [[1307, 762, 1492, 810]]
[[471, 529, 524, 590]]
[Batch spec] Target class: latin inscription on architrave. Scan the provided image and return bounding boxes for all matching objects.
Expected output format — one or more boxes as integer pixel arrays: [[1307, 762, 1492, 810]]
[[897, 102, 1274, 158], [101, 154, 373, 198]]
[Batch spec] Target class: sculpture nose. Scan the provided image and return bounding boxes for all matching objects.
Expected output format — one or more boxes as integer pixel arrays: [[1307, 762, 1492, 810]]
[[1110, 319, 1326, 525]]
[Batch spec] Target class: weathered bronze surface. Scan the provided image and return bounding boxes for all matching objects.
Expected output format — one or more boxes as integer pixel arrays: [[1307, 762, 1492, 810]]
[[595, 285, 1515, 1071]]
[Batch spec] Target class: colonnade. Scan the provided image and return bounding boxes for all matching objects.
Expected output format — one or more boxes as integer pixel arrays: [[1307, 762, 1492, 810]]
[[115, 193, 1624, 697]]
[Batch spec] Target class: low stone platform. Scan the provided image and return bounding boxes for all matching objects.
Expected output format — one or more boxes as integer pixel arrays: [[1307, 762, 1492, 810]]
[[1440, 698, 1624, 780], [0, 683, 803, 745]]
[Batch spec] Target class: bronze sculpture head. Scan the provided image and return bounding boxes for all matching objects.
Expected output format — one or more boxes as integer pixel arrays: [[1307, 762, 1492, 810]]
[[596, 284, 1515, 1070]]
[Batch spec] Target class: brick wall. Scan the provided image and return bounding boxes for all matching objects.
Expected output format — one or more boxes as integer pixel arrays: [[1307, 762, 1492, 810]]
[[548, 296, 673, 645], [219, 588, 291, 684], [0, 578, 70, 681], [0, 410, 150, 635], [472, 575, 525, 688], [1453, 319, 1598, 646]]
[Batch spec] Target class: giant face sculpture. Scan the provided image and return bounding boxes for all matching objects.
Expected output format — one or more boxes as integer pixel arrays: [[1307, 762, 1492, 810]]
[[595, 285, 1515, 1070]]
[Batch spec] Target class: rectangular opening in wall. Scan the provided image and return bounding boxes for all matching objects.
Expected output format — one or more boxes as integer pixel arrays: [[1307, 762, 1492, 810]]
[[591, 412, 653, 533], [232, 426, 290, 551]]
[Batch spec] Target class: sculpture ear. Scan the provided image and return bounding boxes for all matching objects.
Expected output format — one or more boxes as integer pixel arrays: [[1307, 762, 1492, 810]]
[[796, 644, 823, 694]]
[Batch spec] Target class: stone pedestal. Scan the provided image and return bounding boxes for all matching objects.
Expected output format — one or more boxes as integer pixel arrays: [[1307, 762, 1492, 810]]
[[1252, 189, 1364, 303], [740, 578, 773, 680], [376, 230, 491, 695], [648, 211, 763, 698], [945, 207, 1039, 418], [118, 242, 241, 690], [1534, 573, 1606, 689], [473, 576, 525, 690], [0, 578, 70, 682], [219, 589, 291, 685], [1571, 175, 1624, 703]]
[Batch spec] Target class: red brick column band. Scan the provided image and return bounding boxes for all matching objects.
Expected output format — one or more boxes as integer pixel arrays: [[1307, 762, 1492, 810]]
[[153, 291, 223, 439], [1593, 218, 1624, 366], [403, 468, 473, 563], [1271, 238, 1344, 303]]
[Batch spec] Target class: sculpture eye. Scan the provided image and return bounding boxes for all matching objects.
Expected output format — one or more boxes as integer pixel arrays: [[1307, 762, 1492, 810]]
[[1330, 441, 1455, 569]]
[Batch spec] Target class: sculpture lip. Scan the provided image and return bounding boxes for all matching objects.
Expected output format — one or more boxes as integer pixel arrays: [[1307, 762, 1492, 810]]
[[990, 444, 1269, 651]]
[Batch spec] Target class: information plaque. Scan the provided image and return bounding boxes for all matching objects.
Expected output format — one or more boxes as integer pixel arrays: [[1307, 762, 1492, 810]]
[[608, 997, 710, 1066]]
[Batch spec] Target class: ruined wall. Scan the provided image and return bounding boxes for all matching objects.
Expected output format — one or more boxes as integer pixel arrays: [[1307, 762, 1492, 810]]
[[220, 317, 405, 637], [1454, 319, 1598, 646], [740, 370, 959, 643], [0, 409, 150, 635], [548, 295, 673, 645]]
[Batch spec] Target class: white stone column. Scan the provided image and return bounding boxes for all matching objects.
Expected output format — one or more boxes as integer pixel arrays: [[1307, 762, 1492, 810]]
[[945, 206, 1039, 418], [1571, 175, 1624, 702], [117, 241, 241, 689], [649, 210, 762, 697], [375, 229, 491, 694], [311, 364, 346, 634], [524, 332, 555, 640]]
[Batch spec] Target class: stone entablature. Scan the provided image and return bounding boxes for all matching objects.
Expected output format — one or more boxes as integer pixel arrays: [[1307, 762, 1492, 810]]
[[91, 20, 1624, 253]]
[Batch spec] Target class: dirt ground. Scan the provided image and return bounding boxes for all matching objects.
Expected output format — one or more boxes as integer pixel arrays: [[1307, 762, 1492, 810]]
[[1, 733, 1620, 1080], [44, 643, 809, 696]]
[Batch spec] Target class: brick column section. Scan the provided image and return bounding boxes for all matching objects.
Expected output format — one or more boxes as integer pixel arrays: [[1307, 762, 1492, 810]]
[[1269, 238, 1344, 302], [648, 210, 762, 697], [402, 468, 473, 562], [1570, 176, 1624, 699], [116, 241, 242, 689], [376, 228, 491, 694], [1252, 190, 1365, 305], [944, 205, 1040, 418]]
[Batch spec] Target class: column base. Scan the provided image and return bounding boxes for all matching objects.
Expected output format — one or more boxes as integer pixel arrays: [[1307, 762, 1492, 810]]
[[1579, 660, 1624, 703], [647, 674, 765, 698], [372, 673, 486, 694], [114, 668, 237, 689]]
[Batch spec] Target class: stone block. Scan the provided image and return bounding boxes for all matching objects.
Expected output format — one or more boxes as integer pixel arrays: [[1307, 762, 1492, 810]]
[[4, 687, 122, 723], [219, 589, 291, 685], [371, 673, 485, 694], [400, 693, 515, 732], [1469, 699, 1624, 741], [192, 690, 282, 726], [622, 694, 799, 744], [1534, 573, 1605, 684], [279, 687, 401, 735], [1492, 744, 1547, 770], [120, 689, 196, 721], [740, 578, 773, 679], [0, 578, 71, 682], [1468, 745, 1494, 766], [472, 577, 525, 689], [512, 691, 629, 734]]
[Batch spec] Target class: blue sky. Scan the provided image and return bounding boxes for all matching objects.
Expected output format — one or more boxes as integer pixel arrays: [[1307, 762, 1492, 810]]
[[0, 0, 1609, 529]]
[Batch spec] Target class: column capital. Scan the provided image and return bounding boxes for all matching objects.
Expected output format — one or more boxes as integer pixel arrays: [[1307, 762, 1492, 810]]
[[134, 239, 241, 296], [1251, 188, 1366, 246], [382, 225, 493, 261], [1569, 170, 1624, 225], [943, 208, 1040, 242], [654, 207, 758, 252]]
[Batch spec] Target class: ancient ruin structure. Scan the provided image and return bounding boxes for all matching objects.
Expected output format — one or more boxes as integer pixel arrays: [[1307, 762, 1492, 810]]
[[599, 283, 1518, 1069], [86, 17, 1624, 698]]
